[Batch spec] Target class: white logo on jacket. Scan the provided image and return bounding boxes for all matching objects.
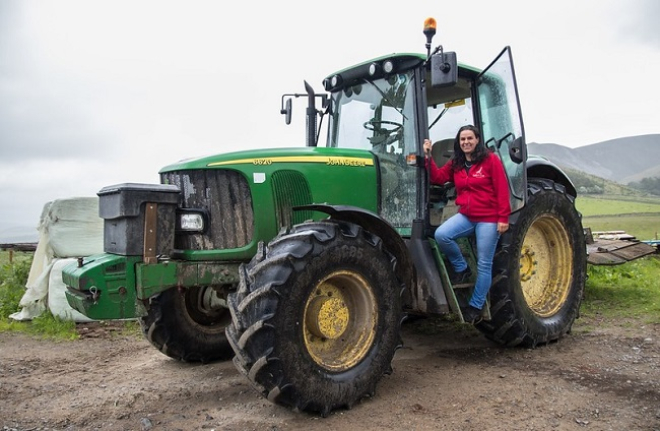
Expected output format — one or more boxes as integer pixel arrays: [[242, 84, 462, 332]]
[[472, 167, 486, 178]]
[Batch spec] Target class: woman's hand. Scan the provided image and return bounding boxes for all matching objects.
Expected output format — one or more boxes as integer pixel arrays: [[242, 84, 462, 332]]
[[497, 222, 509, 234], [423, 139, 432, 158]]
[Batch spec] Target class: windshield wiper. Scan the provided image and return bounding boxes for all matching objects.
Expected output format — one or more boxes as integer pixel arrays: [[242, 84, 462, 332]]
[[428, 107, 448, 129]]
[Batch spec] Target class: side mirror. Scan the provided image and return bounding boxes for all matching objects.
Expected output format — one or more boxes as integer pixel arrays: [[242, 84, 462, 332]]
[[431, 51, 458, 88], [510, 136, 526, 164], [280, 97, 292, 125]]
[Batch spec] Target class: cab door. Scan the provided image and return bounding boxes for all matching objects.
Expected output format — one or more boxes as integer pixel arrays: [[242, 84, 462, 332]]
[[475, 47, 527, 213]]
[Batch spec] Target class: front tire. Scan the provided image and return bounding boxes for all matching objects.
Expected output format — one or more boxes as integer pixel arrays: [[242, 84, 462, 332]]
[[140, 286, 234, 362], [226, 220, 403, 416], [478, 178, 586, 347]]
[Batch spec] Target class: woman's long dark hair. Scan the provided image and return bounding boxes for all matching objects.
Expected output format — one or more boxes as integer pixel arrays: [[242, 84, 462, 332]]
[[451, 125, 490, 169]]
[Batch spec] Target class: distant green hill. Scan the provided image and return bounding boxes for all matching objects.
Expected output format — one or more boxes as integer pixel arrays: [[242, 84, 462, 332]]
[[561, 167, 648, 196], [528, 134, 660, 184]]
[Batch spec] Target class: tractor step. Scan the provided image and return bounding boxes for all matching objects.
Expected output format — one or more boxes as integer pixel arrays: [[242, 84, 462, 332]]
[[429, 236, 493, 322]]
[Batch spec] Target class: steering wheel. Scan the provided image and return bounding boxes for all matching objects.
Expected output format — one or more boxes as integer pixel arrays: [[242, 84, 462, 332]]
[[363, 120, 403, 134]]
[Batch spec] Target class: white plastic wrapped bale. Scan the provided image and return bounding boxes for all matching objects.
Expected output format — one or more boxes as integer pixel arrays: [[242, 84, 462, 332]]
[[45, 197, 103, 258], [48, 258, 95, 322], [10, 197, 103, 321], [8, 236, 54, 320], [9, 203, 55, 321]]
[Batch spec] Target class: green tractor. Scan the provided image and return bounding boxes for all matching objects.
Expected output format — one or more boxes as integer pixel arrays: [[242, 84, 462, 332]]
[[64, 18, 588, 415]]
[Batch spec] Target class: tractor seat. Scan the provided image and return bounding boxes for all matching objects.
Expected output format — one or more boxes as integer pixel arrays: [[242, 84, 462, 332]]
[[428, 138, 457, 210], [431, 138, 454, 167]]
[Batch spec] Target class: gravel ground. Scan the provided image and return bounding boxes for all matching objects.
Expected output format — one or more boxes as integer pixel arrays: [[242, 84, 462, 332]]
[[1, 315, 659, 431]]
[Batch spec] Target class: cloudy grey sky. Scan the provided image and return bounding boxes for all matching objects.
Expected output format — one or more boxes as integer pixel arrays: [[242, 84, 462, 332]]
[[1, 0, 659, 239]]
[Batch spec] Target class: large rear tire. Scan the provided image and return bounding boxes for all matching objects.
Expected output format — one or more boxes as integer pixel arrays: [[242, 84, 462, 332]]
[[140, 285, 234, 362], [226, 220, 403, 416], [477, 178, 586, 347]]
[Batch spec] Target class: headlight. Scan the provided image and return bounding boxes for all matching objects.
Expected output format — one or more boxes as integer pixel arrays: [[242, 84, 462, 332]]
[[178, 211, 206, 233]]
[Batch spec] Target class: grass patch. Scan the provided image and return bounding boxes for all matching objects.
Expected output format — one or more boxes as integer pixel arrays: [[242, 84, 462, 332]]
[[582, 256, 660, 323], [576, 195, 660, 217], [582, 214, 660, 241], [1, 250, 80, 340], [0, 251, 32, 319], [576, 195, 660, 240], [1, 250, 141, 340], [0, 311, 79, 340]]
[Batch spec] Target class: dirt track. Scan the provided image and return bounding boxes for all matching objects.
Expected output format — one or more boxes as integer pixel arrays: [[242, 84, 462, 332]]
[[1, 316, 659, 431]]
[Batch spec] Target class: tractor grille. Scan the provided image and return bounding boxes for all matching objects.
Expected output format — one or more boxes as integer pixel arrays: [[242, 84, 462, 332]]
[[271, 170, 313, 229], [161, 169, 253, 250]]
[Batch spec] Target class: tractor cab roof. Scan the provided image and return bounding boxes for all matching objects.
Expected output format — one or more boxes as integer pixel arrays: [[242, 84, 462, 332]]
[[323, 52, 482, 107]]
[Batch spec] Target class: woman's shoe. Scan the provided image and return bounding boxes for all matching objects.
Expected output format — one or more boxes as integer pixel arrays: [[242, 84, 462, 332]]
[[462, 306, 483, 324]]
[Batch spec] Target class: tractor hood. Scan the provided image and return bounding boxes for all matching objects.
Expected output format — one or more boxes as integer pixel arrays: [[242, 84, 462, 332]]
[[157, 145, 381, 260], [159, 146, 376, 173]]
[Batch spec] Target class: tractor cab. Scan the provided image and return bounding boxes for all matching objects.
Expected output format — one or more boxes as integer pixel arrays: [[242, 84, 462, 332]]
[[313, 24, 527, 235]]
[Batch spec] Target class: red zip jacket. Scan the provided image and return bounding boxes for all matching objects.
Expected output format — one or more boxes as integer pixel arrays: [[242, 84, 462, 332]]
[[426, 152, 511, 223]]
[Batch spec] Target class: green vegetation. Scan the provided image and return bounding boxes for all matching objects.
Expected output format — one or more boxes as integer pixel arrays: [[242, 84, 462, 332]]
[[582, 256, 660, 323], [0, 251, 32, 319], [582, 214, 660, 241], [576, 195, 660, 216], [628, 176, 660, 196], [576, 187, 660, 323], [0, 250, 79, 339], [0, 312, 80, 340], [564, 167, 645, 196], [1, 250, 140, 340], [566, 167, 660, 240], [576, 195, 660, 240]]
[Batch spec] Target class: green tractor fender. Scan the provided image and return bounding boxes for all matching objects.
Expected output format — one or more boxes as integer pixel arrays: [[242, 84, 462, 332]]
[[526, 156, 577, 197], [294, 204, 415, 291]]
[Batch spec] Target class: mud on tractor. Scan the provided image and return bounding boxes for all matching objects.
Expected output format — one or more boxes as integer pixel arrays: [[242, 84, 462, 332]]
[[62, 18, 649, 416]]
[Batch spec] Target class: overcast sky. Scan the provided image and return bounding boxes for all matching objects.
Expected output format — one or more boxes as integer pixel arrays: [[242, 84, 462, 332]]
[[1, 0, 659, 238]]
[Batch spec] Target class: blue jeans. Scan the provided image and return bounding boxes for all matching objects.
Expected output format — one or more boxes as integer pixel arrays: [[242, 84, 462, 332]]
[[434, 213, 500, 310]]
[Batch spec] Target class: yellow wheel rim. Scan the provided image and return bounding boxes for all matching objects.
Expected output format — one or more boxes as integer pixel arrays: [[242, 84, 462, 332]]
[[519, 215, 573, 317], [303, 270, 377, 371]]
